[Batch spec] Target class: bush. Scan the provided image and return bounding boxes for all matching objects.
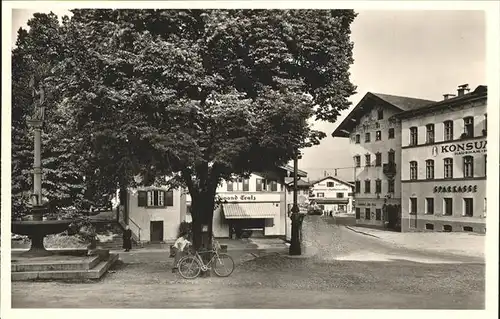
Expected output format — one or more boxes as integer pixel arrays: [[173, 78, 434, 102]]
[[178, 221, 192, 237]]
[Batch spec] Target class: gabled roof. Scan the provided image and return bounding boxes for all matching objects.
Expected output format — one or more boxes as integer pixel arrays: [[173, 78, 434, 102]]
[[285, 178, 311, 187], [310, 175, 354, 188], [332, 92, 436, 138], [391, 85, 487, 120]]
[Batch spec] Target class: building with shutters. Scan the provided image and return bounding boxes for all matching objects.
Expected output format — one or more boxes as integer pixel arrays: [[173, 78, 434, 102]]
[[332, 91, 435, 230], [309, 176, 354, 215], [185, 165, 308, 239], [393, 84, 487, 233], [122, 187, 187, 243]]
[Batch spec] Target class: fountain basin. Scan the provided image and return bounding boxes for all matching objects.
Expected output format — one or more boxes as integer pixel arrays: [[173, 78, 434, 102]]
[[12, 220, 74, 257], [12, 220, 73, 236]]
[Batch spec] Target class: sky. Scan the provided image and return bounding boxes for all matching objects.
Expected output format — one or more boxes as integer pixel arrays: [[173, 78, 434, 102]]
[[10, 8, 486, 182]]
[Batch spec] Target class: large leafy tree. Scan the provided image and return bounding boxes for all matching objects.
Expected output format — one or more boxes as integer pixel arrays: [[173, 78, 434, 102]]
[[48, 9, 357, 249]]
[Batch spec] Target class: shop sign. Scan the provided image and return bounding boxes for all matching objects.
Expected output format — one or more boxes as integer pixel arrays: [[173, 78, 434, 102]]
[[433, 140, 487, 157], [433, 185, 478, 193], [356, 203, 377, 206], [219, 194, 257, 201]]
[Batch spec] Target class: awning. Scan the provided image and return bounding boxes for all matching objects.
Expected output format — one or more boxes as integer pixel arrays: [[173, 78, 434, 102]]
[[223, 203, 278, 219], [311, 198, 349, 204]]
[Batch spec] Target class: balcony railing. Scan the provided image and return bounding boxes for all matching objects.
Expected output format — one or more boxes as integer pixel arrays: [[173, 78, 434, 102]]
[[383, 162, 397, 179]]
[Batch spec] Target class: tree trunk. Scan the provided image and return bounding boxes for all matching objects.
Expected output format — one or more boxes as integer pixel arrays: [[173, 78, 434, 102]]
[[289, 212, 305, 255]]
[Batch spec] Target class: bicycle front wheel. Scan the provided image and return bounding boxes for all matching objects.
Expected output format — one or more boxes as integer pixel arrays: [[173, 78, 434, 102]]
[[213, 253, 235, 277], [178, 256, 201, 279]]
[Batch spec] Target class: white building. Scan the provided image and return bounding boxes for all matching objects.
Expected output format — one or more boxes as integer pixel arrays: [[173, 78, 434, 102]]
[[309, 176, 354, 214], [185, 166, 307, 239]]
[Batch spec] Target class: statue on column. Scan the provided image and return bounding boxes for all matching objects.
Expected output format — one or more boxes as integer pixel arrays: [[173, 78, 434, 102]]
[[28, 75, 45, 122]]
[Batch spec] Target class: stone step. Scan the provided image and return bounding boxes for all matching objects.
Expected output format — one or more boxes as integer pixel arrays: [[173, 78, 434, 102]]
[[12, 255, 101, 272], [12, 254, 119, 281]]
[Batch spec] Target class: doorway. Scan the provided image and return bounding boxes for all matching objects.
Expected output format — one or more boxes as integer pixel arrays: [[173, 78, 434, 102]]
[[150, 221, 164, 242], [386, 205, 401, 232]]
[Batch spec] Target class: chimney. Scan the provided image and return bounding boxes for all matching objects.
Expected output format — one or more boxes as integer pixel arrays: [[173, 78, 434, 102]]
[[457, 84, 470, 97], [443, 94, 456, 100], [334, 169, 338, 176]]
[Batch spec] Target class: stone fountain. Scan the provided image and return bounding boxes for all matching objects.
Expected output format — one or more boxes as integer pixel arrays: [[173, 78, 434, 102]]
[[11, 74, 118, 281], [11, 75, 73, 257]]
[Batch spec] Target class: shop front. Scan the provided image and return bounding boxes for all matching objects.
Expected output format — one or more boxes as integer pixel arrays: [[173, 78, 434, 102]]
[[354, 197, 401, 230], [213, 192, 286, 238], [401, 179, 486, 233]]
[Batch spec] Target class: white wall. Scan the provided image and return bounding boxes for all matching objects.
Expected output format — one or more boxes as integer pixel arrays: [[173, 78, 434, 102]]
[[128, 187, 185, 242], [310, 176, 354, 212]]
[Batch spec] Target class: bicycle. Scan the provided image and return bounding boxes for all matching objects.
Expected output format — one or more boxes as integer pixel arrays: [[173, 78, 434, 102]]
[[177, 241, 235, 279]]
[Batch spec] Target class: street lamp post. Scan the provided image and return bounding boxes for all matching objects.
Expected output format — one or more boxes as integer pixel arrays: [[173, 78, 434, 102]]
[[289, 150, 304, 255]]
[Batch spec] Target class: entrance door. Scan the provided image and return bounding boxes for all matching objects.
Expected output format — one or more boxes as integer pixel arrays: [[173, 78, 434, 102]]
[[150, 221, 164, 242], [386, 205, 401, 232]]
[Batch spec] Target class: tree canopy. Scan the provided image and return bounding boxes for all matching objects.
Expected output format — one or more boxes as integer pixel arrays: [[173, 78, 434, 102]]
[[12, 9, 357, 247]]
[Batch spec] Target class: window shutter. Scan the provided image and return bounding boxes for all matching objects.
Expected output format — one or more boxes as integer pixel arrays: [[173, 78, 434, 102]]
[[138, 191, 147, 207]]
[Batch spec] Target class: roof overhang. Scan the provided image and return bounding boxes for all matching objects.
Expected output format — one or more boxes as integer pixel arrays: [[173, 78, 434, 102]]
[[331, 93, 403, 138]]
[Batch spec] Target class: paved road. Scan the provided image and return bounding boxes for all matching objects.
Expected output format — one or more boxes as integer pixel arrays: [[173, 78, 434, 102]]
[[11, 216, 484, 309], [304, 216, 483, 264]]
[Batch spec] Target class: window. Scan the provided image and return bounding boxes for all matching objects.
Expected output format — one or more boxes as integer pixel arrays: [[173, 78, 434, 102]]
[[327, 182, 334, 187], [375, 180, 382, 193], [227, 181, 234, 191], [377, 109, 384, 120], [375, 153, 382, 166], [388, 128, 395, 139], [463, 156, 474, 178], [410, 161, 418, 180], [355, 134, 360, 144], [268, 181, 276, 191], [243, 179, 249, 191], [463, 198, 473, 217], [444, 158, 453, 179], [425, 223, 434, 230], [364, 180, 371, 193], [376, 130, 382, 141], [463, 117, 474, 138], [410, 198, 417, 215], [409, 127, 418, 145], [463, 226, 473, 232], [354, 155, 361, 167], [375, 209, 382, 220], [336, 192, 344, 198], [443, 225, 452, 232], [316, 192, 325, 198], [426, 159, 434, 179], [355, 181, 361, 193], [426, 124, 435, 143], [138, 190, 172, 207], [388, 179, 395, 193], [355, 208, 361, 219], [426, 198, 434, 215], [388, 150, 395, 163], [444, 120, 454, 141], [365, 208, 371, 220], [365, 154, 371, 166], [256, 178, 262, 191], [376, 122, 380, 129], [443, 198, 453, 216], [365, 132, 371, 143]]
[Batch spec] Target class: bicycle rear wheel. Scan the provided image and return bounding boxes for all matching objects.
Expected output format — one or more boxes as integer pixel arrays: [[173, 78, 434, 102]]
[[213, 253, 235, 277], [178, 256, 201, 279]]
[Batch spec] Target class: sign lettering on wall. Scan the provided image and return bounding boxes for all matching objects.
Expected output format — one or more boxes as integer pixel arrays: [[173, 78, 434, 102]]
[[219, 194, 257, 201], [433, 140, 487, 157], [433, 185, 478, 193]]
